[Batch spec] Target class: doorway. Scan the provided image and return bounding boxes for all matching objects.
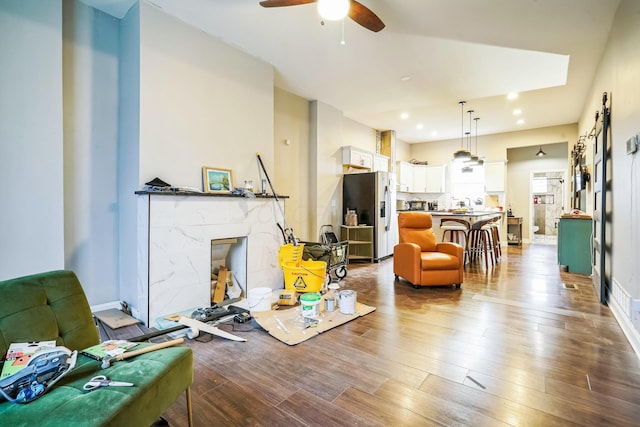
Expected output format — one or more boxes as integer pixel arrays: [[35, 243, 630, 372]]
[[530, 171, 566, 244]]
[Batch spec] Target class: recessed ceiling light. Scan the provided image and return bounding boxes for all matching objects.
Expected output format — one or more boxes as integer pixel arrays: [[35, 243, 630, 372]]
[[400, 112, 409, 120], [517, 119, 525, 125], [416, 123, 424, 130], [507, 92, 519, 100], [513, 109, 522, 115], [400, 75, 412, 82]]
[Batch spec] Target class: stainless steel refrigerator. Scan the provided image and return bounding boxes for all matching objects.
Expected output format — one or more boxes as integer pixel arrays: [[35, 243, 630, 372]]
[[343, 171, 397, 261]]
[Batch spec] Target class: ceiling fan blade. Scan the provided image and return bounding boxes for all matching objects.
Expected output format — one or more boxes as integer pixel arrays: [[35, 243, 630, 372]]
[[259, 0, 316, 7], [348, 0, 385, 32]]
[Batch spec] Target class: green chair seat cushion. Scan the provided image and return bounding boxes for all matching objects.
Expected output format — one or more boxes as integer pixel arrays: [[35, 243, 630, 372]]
[[0, 345, 193, 427]]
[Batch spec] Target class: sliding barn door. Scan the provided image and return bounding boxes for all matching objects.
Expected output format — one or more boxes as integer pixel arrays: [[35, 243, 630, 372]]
[[592, 92, 611, 304]]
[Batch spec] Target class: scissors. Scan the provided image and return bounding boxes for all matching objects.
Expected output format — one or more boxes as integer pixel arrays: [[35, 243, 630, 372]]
[[83, 375, 134, 391]]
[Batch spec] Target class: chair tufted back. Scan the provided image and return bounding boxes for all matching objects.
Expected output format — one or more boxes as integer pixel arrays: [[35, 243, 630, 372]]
[[0, 270, 100, 358], [398, 212, 437, 252]]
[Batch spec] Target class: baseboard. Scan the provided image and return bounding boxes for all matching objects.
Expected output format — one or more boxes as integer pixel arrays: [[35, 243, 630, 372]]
[[609, 278, 640, 360], [89, 301, 122, 313]]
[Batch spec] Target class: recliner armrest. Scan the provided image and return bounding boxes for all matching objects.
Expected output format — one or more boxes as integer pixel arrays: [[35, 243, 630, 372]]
[[436, 242, 463, 259], [394, 242, 422, 258]]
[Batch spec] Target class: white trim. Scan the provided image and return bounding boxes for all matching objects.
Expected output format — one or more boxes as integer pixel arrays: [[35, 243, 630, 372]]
[[89, 301, 122, 313], [609, 278, 640, 360]]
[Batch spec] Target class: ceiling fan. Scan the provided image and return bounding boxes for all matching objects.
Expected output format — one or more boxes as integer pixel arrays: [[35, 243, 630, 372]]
[[259, 0, 385, 33]]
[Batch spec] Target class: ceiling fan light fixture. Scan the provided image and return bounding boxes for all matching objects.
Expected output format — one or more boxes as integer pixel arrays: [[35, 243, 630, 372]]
[[318, 0, 350, 21]]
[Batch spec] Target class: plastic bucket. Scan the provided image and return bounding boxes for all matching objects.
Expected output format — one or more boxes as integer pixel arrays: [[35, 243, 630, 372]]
[[278, 243, 305, 268], [282, 260, 326, 292], [248, 287, 273, 312], [300, 292, 321, 319]]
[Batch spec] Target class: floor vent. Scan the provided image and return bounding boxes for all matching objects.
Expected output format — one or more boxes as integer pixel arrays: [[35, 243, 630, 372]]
[[563, 283, 578, 290]]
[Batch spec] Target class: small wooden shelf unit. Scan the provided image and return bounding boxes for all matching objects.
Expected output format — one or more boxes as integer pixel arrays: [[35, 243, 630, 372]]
[[340, 225, 374, 263]]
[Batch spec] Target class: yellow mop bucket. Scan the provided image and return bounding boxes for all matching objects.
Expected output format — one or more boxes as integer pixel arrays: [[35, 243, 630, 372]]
[[278, 243, 305, 268], [282, 260, 326, 292]]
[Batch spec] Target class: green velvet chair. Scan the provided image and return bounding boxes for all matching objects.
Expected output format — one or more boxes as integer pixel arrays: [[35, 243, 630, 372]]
[[0, 270, 193, 426]]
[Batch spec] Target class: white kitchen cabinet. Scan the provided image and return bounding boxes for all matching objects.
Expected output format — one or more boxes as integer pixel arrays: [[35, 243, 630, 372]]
[[412, 164, 427, 193], [396, 161, 414, 192], [425, 165, 446, 193], [342, 146, 373, 170], [484, 161, 506, 192], [373, 154, 389, 172]]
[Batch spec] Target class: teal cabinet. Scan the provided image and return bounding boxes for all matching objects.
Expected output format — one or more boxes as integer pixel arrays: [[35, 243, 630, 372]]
[[558, 218, 592, 274]]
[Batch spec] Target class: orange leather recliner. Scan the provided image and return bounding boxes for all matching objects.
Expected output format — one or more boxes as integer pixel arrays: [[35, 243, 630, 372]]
[[394, 212, 464, 288]]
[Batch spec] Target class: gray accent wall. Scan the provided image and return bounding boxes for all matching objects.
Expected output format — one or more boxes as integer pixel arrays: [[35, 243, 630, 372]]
[[0, 1, 65, 279]]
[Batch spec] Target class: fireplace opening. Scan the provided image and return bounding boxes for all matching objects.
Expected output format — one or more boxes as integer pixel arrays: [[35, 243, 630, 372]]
[[211, 237, 247, 305]]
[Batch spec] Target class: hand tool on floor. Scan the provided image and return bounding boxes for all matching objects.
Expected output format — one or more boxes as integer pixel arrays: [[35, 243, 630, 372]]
[[100, 338, 184, 369], [128, 302, 243, 342], [83, 375, 134, 391], [177, 316, 246, 342]]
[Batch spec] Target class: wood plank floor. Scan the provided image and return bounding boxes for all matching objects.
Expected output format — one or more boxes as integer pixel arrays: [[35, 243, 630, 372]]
[[162, 243, 640, 426]]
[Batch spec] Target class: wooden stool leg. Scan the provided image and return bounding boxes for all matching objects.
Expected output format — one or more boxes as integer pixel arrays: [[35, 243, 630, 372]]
[[494, 226, 502, 259], [186, 387, 193, 427]]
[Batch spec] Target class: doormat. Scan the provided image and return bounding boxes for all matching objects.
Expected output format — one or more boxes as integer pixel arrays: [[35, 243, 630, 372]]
[[252, 302, 375, 346]]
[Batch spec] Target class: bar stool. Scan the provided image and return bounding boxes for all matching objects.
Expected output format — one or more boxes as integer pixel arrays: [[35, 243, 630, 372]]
[[440, 218, 470, 264], [488, 215, 502, 261], [467, 218, 496, 269]]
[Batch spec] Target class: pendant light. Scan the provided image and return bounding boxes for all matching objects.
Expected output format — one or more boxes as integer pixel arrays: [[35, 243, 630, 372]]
[[536, 146, 546, 157], [464, 109, 479, 166], [474, 117, 484, 166], [453, 101, 471, 161]]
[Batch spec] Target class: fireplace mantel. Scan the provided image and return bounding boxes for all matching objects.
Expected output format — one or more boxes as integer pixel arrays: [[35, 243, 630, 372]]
[[135, 192, 286, 325]]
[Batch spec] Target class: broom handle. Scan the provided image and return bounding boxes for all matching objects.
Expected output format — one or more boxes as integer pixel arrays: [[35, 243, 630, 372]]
[[256, 153, 297, 245], [114, 338, 184, 362]]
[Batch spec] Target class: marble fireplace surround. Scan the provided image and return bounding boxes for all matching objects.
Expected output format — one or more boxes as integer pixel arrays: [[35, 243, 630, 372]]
[[136, 192, 285, 325]]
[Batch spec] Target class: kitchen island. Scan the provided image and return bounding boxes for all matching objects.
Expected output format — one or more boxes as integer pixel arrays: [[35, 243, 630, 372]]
[[398, 210, 506, 242]]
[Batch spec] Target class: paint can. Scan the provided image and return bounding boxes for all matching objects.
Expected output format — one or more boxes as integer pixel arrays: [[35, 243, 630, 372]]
[[300, 292, 321, 319], [338, 290, 357, 315], [324, 296, 335, 312]]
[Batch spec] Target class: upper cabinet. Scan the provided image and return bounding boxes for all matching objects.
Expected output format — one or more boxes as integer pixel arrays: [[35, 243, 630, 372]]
[[412, 165, 427, 193], [342, 146, 373, 170], [397, 161, 414, 192], [373, 153, 390, 172], [341, 146, 389, 173], [484, 161, 506, 192], [425, 165, 446, 193], [396, 162, 446, 193]]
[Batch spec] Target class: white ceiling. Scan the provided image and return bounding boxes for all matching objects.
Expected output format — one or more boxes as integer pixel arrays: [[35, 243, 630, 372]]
[[85, 0, 621, 143]]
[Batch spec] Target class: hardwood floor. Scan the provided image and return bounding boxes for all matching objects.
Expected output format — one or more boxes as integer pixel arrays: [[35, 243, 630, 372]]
[[162, 243, 640, 426]]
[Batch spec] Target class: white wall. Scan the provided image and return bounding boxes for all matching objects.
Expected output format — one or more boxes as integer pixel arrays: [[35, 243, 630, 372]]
[[139, 2, 274, 190], [274, 88, 310, 240], [342, 118, 377, 153], [62, 0, 120, 303], [0, 1, 65, 280], [307, 101, 380, 240], [577, 0, 640, 335], [117, 2, 140, 308]]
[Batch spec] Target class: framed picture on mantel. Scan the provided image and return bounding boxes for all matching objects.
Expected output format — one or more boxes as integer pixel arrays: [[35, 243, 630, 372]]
[[203, 166, 233, 193]]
